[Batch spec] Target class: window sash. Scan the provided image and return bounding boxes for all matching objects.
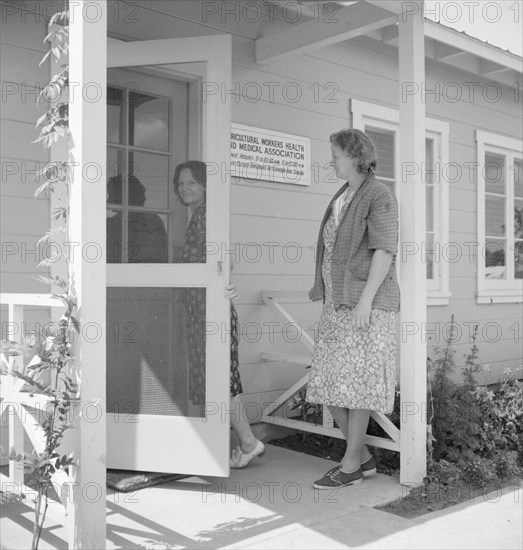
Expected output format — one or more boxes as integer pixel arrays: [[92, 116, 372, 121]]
[[351, 99, 450, 303], [476, 131, 523, 302]]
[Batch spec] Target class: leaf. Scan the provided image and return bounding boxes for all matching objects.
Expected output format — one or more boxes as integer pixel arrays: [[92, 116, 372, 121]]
[[69, 316, 80, 333], [36, 232, 52, 246], [36, 112, 49, 127], [50, 206, 67, 222], [39, 49, 52, 67], [39, 258, 54, 267], [34, 180, 55, 198], [27, 354, 43, 368]]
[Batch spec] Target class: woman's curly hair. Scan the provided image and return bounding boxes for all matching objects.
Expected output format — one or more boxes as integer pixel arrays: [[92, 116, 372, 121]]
[[330, 129, 377, 175]]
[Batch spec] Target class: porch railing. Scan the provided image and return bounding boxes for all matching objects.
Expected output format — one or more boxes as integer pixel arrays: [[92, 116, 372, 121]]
[[259, 290, 400, 452], [0, 293, 73, 524]]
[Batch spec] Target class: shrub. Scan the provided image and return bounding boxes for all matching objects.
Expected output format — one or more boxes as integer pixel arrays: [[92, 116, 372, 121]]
[[460, 456, 493, 488], [493, 451, 520, 479], [426, 315, 522, 488], [473, 374, 523, 460]]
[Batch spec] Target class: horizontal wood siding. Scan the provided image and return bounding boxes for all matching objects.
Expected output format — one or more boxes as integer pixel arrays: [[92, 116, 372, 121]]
[[1, 2, 52, 295]]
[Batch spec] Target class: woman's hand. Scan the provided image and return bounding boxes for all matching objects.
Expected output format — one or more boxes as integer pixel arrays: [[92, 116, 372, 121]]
[[350, 249, 393, 329], [224, 283, 238, 301], [351, 297, 372, 329]]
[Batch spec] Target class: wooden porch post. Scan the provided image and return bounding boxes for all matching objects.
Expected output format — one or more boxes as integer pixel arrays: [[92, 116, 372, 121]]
[[398, 0, 427, 486], [68, 2, 107, 548]]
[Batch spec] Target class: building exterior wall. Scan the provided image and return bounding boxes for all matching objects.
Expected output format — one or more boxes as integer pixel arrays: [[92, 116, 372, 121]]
[[1, 3, 53, 339], [421, 56, 522, 380], [0, 0, 59, 458], [1, 2, 521, 426], [108, 1, 521, 410]]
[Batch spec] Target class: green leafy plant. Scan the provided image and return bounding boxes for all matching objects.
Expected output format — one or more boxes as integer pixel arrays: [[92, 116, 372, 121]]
[[0, 10, 74, 550], [290, 390, 323, 423], [426, 315, 522, 489], [472, 369, 523, 465], [289, 390, 323, 442]]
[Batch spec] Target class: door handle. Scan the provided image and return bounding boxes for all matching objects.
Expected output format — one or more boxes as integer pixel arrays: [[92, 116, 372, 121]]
[[217, 260, 223, 276]]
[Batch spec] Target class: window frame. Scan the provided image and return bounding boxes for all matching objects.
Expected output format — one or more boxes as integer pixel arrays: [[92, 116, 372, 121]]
[[351, 99, 451, 306], [476, 130, 523, 304]]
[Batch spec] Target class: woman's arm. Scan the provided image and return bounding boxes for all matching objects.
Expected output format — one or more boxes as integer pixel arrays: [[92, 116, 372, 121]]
[[351, 249, 393, 329]]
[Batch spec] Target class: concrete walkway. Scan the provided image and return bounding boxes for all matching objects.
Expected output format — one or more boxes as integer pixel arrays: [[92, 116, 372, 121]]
[[1, 445, 521, 549]]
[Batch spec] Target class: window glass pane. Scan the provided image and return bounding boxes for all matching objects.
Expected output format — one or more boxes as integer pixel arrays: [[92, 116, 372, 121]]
[[515, 241, 523, 279], [107, 287, 206, 418], [106, 209, 122, 263], [107, 147, 123, 202], [425, 138, 434, 186], [485, 196, 506, 236], [365, 127, 395, 185], [515, 160, 522, 199], [426, 232, 434, 279], [426, 184, 434, 232], [515, 198, 523, 240], [130, 152, 169, 209], [485, 153, 505, 194], [484, 238, 506, 279], [107, 86, 124, 144], [127, 212, 168, 263], [107, 148, 124, 264], [129, 92, 169, 151]]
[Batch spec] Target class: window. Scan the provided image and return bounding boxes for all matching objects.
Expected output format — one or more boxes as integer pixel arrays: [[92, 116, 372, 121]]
[[366, 126, 396, 193], [351, 100, 451, 305], [105, 68, 192, 265], [106, 83, 172, 264], [476, 131, 523, 303]]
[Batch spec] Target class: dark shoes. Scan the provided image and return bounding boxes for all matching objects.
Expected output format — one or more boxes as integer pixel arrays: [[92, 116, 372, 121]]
[[313, 466, 363, 489], [314, 455, 377, 489], [322, 455, 377, 479], [361, 455, 377, 477]]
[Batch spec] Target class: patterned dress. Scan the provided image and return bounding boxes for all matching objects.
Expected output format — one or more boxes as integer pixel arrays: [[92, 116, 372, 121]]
[[306, 204, 396, 413], [181, 202, 242, 405], [230, 303, 243, 397]]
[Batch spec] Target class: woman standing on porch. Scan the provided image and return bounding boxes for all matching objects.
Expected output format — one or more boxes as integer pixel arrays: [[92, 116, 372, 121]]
[[174, 161, 265, 469], [307, 129, 400, 489]]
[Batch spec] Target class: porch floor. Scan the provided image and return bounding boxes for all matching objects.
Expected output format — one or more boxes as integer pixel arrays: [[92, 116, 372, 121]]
[[1, 445, 521, 549]]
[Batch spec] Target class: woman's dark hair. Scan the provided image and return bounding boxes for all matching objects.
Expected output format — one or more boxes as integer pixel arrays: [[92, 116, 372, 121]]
[[107, 174, 146, 206], [330, 129, 377, 175], [173, 160, 207, 205]]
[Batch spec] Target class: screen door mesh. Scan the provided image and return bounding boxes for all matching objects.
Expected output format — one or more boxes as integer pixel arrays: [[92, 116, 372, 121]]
[[107, 287, 206, 418]]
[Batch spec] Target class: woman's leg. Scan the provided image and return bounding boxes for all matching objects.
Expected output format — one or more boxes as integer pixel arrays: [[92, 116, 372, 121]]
[[230, 394, 258, 453], [328, 406, 372, 467], [340, 408, 371, 472]]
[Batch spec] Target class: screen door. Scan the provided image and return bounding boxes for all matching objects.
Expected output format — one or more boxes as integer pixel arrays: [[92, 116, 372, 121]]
[[106, 36, 232, 476]]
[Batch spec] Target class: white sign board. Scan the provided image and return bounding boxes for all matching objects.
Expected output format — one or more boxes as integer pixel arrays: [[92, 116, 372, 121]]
[[230, 123, 310, 186]]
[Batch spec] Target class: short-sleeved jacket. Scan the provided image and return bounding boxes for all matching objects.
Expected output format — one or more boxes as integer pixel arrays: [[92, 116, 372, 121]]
[[309, 175, 400, 312]]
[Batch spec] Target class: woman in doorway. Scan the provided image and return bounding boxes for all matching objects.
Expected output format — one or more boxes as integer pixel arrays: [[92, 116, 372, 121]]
[[174, 161, 265, 468], [306, 129, 400, 489]]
